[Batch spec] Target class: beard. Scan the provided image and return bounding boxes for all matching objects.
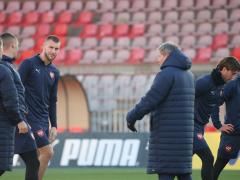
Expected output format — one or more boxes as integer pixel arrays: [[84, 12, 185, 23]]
[[44, 51, 56, 63]]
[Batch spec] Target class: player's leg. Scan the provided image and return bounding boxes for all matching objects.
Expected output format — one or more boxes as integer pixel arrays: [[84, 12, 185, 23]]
[[193, 125, 213, 180], [158, 174, 175, 180], [33, 129, 53, 180], [213, 134, 239, 180], [37, 144, 54, 180], [177, 173, 192, 180], [0, 170, 5, 176], [195, 147, 214, 180], [20, 150, 40, 180], [213, 156, 229, 180]]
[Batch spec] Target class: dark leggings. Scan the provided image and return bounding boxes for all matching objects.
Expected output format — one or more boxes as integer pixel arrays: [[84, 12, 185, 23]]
[[213, 156, 229, 180], [158, 174, 192, 180], [0, 170, 5, 176], [195, 148, 214, 180], [20, 150, 40, 180]]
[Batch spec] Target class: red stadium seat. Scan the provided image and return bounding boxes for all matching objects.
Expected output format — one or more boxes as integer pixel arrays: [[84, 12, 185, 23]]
[[7, 12, 22, 26], [65, 49, 83, 65], [130, 24, 145, 38], [35, 24, 51, 37], [212, 33, 228, 50], [53, 24, 68, 36], [231, 47, 240, 60], [98, 24, 114, 38], [128, 48, 145, 64], [34, 37, 45, 51], [40, 11, 55, 24], [16, 49, 35, 64], [23, 11, 40, 25], [114, 24, 129, 37], [0, 12, 6, 24], [57, 11, 72, 24], [195, 47, 212, 63], [80, 24, 98, 38], [54, 49, 66, 65], [75, 11, 93, 25]]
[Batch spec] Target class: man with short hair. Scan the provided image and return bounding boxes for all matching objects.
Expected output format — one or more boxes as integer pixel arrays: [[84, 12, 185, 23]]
[[193, 56, 240, 180], [213, 64, 240, 180], [0, 38, 28, 177], [19, 35, 60, 180], [126, 42, 195, 180], [1, 32, 40, 180]]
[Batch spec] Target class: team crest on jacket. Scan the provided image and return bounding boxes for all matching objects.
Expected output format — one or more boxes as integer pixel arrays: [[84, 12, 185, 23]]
[[37, 130, 44, 137], [49, 72, 55, 79], [197, 133, 203, 140], [225, 145, 232, 153]]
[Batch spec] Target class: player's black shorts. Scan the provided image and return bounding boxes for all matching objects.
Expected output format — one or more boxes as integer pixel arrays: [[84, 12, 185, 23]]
[[33, 128, 50, 148]]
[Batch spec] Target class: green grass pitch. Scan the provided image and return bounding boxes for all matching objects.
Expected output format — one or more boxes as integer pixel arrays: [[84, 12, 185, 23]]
[[2, 168, 239, 180]]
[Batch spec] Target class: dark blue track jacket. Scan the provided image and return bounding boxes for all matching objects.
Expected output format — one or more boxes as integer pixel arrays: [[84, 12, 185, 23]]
[[18, 55, 60, 130], [219, 75, 240, 135], [194, 68, 225, 129]]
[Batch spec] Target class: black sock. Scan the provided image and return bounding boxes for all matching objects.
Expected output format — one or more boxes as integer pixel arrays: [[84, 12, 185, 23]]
[[195, 148, 214, 180], [20, 150, 40, 180], [213, 157, 229, 180], [0, 170, 5, 176]]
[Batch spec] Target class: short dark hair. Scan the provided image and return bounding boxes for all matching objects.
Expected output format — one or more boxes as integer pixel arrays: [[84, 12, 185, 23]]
[[217, 56, 240, 72], [45, 35, 60, 43], [0, 32, 17, 48]]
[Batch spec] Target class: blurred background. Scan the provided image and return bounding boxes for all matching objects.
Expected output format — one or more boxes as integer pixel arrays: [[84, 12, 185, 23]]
[[1, 0, 240, 174]]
